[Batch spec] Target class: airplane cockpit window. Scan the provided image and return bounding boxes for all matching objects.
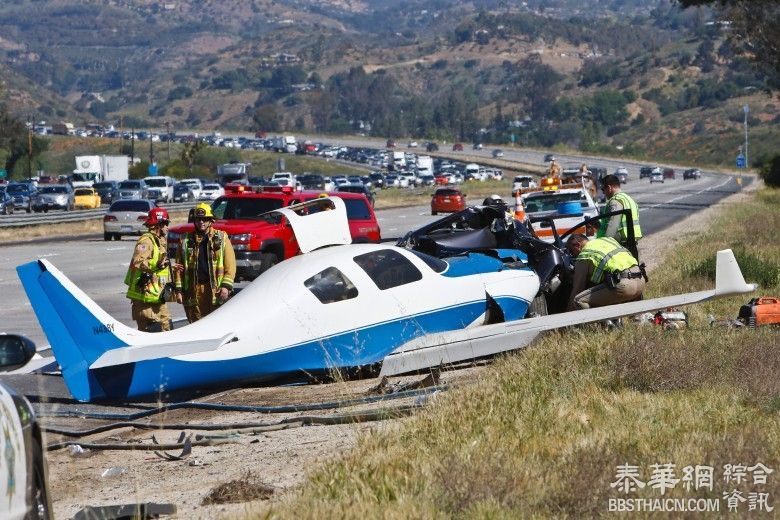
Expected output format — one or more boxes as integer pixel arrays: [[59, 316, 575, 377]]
[[353, 249, 423, 290], [304, 267, 358, 304], [408, 250, 447, 273]]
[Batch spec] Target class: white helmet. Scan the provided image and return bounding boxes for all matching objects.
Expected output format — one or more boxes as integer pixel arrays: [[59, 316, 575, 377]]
[[483, 194, 505, 206]]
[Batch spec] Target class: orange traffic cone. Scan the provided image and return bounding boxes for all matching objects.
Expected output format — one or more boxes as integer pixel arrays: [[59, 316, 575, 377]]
[[514, 192, 526, 221]]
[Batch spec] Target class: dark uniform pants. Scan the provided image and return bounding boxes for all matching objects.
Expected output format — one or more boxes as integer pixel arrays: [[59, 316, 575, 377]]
[[131, 301, 171, 332], [184, 282, 218, 323]]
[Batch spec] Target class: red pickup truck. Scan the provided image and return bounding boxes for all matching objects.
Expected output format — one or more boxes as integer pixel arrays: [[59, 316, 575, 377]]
[[168, 185, 381, 281]]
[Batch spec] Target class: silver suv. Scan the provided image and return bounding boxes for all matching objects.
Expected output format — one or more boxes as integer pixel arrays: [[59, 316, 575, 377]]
[[32, 184, 74, 212], [117, 179, 149, 200]]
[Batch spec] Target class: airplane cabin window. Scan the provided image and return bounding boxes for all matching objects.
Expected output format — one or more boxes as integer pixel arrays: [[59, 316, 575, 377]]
[[408, 250, 448, 273], [304, 267, 359, 304], [353, 249, 423, 290]]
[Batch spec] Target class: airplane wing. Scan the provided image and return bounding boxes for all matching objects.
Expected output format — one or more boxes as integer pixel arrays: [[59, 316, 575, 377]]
[[380, 249, 756, 377]]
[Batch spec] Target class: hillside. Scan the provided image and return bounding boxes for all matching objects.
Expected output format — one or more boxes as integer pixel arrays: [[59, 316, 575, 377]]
[[0, 0, 775, 167]]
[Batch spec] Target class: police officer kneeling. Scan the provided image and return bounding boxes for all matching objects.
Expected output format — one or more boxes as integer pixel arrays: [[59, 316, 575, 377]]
[[566, 234, 647, 311]]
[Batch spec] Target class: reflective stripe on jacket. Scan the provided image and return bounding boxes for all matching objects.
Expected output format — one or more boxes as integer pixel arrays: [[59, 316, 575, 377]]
[[578, 237, 638, 284], [125, 233, 169, 303], [597, 192, 642, 241], [176, 229, 233, 306]]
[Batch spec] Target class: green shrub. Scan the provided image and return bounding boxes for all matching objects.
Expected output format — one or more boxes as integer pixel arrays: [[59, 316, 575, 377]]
[[684, 246, 780, 288], [759, 154, 780, 187]]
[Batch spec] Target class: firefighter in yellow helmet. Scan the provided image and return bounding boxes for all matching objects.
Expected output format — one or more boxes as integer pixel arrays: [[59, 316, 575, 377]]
[[173, 202, 236, 323], [125, 207, 172, 331]]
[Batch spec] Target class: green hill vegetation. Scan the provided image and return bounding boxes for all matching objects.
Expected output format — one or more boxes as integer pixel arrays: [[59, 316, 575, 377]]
[[0, 0, 776, 169]]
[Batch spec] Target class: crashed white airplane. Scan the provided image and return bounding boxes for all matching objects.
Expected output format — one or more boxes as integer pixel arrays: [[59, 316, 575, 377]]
[[16, 197, 755, 402]]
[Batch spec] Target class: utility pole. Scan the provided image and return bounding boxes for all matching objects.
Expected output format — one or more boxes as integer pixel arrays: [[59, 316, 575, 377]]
[[149, 127, 154, 164], [165, 121, 171, 161], [27, 114, 33, 180], [743, 104, 749, 170], [130, 127, 135, 165], [119, 115, 124, 154]]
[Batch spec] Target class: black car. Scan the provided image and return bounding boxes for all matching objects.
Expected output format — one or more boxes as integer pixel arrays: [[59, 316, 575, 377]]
[[426, 142, 439, 152], [298, 174, 328, 191], [683, 168, 702, 180], [0, 335, 53, 519], [639, 166, 654, 179], [173, 182, 195, 202], [0, 190, 15, 214], [337, 183, 376, 207], [93, 181, 120, 204], [369, 172, 386, 189]]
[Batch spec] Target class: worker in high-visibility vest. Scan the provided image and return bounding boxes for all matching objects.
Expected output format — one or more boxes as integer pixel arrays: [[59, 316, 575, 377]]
[[124, 207, 172, 331], [566, 234, 646, 311], [597, 174, 642, 257], [174, 203, 236, 323]]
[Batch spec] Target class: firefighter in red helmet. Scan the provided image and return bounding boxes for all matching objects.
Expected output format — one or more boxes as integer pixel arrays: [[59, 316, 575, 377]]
[[124, 207, 173, 331]]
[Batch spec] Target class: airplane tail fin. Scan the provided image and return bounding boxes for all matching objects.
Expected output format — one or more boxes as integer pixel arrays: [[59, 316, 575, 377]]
[[715, 249, 757, 295], [16, 259, 140, 401]]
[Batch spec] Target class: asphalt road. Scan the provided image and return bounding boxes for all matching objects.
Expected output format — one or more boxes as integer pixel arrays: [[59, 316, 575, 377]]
[[0, 171, 748, 351]]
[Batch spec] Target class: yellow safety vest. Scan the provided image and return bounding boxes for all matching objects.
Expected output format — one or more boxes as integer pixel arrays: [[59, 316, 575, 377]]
[[125, 233, 169, 303], [598, 192, 642, 241], [578, 237, 638, 284], [177, 229, 231, 305]]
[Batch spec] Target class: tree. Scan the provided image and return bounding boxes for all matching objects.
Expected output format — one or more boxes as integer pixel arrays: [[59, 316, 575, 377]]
[[760, 154, 780, 187], [678, 0, 780, 88], [253, 105, 281, 132], [180, 139, 205, 175]]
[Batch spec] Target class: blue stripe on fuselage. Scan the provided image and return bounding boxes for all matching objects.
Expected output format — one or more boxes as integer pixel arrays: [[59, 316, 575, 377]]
[[94, 296, 529, 399]]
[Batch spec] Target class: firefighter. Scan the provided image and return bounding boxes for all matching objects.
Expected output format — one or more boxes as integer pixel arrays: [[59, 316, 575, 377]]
[[125, 207, 172, 332], [174, 202, 236, 323], [597, 174, 642, 258], [566, 234, 646, 311]]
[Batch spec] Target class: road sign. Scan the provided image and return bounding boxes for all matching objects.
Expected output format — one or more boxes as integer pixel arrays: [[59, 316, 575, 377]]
[[736, 154, 746, 169], [147, 162, 158, 176], [0, 169, 6, 179]]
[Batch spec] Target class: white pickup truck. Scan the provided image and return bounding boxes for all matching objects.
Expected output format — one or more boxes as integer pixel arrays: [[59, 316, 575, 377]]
[[522, 187, 599, 243]]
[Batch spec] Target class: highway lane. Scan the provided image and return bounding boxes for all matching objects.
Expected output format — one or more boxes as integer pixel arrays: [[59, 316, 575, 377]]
[[0, 171, 749, 349]]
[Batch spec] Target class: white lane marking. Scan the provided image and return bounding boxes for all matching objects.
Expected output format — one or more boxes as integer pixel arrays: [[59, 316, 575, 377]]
[[646, 176, 733, 210]]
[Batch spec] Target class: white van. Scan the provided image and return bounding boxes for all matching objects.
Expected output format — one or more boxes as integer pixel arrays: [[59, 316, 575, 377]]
[[180, 178, 204, 199], [465, 163, 481, 181], [143, 176, 175, 203], [271, 172, 298, 189]]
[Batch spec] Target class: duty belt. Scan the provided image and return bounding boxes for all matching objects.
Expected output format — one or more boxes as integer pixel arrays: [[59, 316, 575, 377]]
[[619, 270, 644, 280]]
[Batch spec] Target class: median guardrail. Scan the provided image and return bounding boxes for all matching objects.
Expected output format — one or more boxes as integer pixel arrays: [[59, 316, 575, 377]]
[[0, 202, 194, 228]]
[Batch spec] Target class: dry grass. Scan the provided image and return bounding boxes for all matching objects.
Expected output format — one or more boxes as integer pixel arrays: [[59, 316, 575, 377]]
[[202, 471, 275, 505], [258, 188, 780, 519]]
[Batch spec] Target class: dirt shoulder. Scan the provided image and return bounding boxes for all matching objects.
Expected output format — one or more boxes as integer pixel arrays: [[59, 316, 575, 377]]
[[44, 369, 478, 520]]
